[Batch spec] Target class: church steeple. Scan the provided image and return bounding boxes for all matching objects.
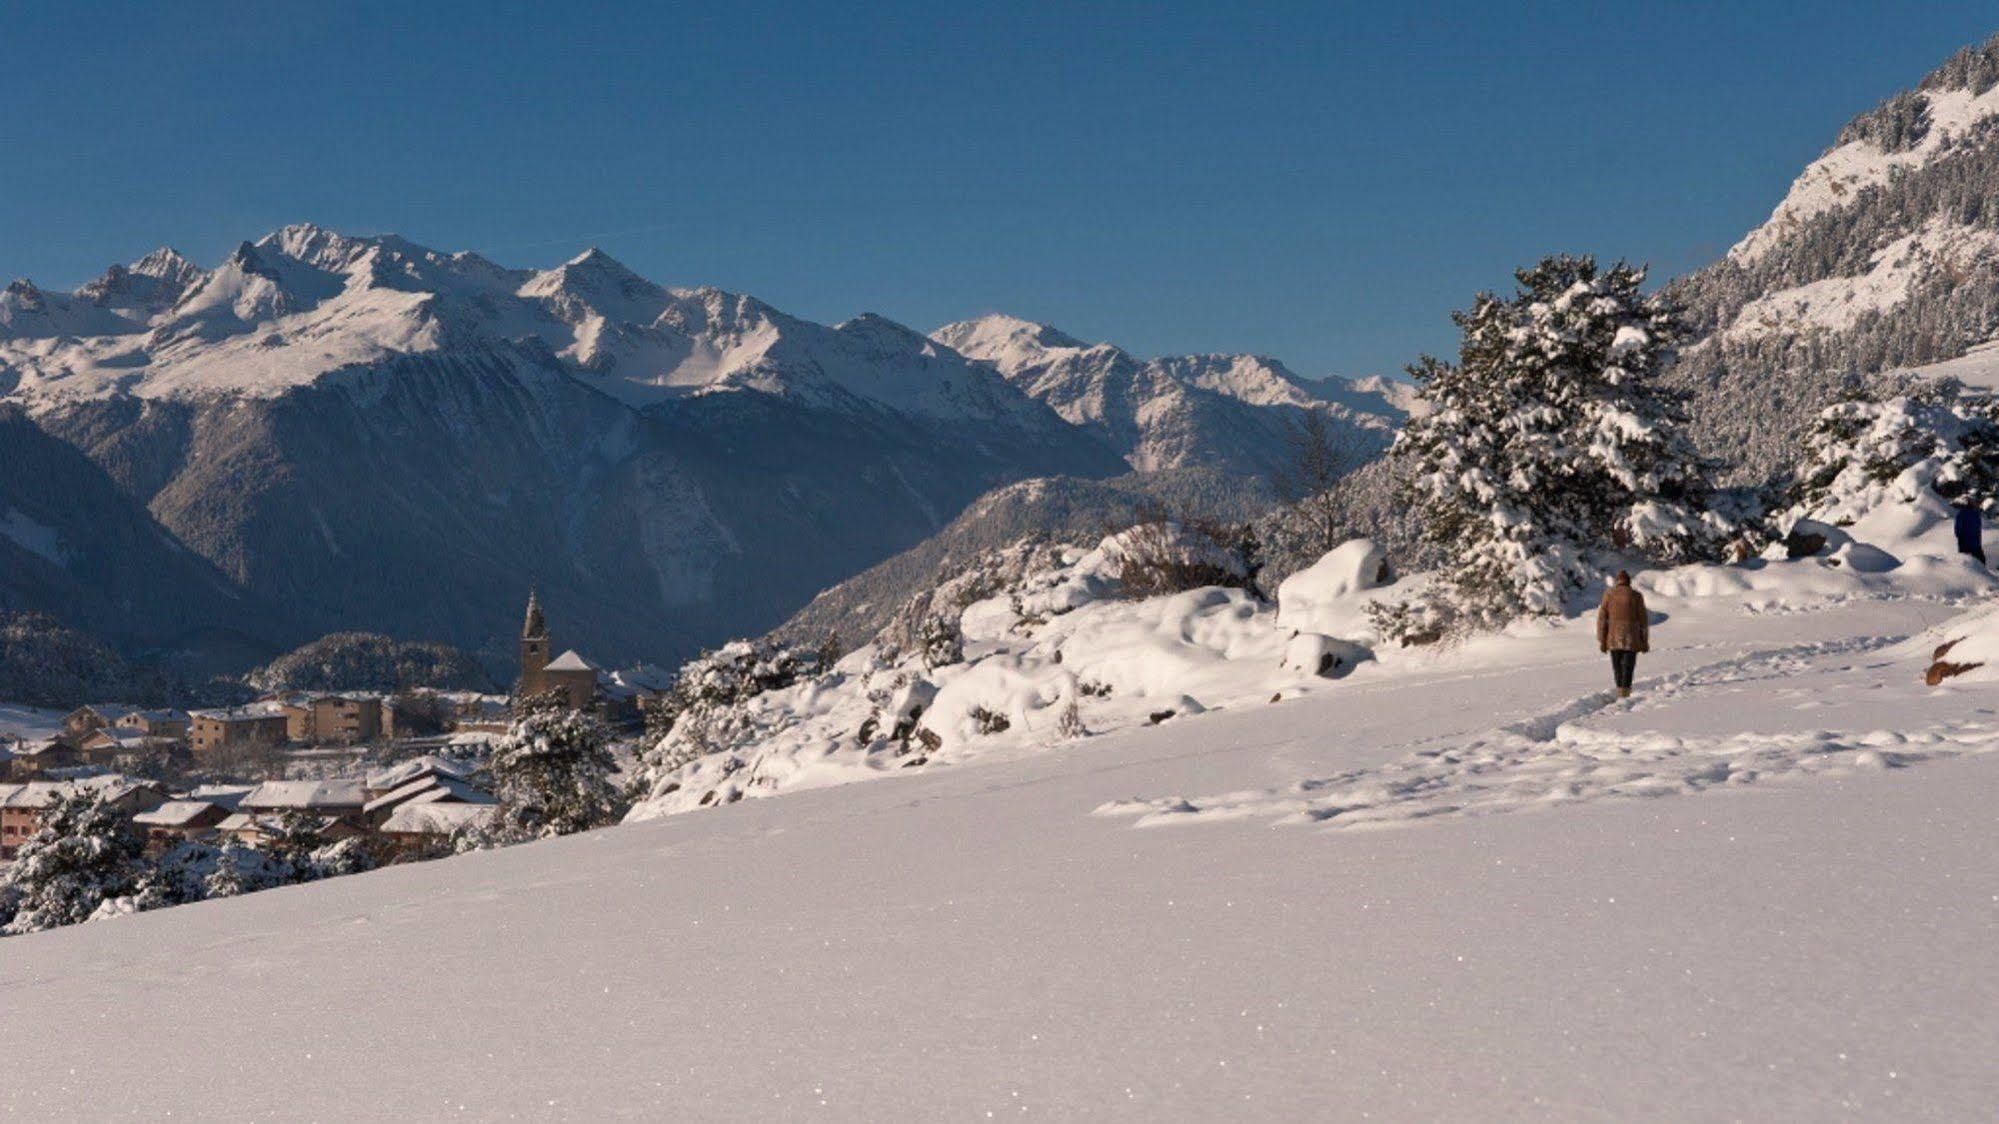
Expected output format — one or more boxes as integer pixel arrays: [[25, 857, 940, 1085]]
[[523, 589, 548, 639], [519, 590, 550, 696]]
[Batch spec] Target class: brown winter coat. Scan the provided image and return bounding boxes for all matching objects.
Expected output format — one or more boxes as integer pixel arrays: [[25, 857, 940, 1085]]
[[1597, 582, 1649, 653]]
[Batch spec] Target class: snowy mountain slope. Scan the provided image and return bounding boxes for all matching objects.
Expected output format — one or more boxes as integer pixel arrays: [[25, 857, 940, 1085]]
[[0, 228, 1126, 665], [934, 313, 1405, 476], [0, 405, 277, 661], [1670, 33, 1999, 483], [5, 545, 1998, 1118]]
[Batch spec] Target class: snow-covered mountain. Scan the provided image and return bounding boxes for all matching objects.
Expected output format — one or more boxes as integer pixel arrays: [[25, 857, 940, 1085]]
[[933, 313, 1409, 476], [0, 226, 1127, 666], [1670, 33, 1999, 482]]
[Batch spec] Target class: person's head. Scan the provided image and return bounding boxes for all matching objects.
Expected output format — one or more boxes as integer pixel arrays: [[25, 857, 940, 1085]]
[[1615, 570, 1631, 587]]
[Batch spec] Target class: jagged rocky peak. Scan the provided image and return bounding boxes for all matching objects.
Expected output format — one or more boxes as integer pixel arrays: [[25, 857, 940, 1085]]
[[130, 247, 203, 284]]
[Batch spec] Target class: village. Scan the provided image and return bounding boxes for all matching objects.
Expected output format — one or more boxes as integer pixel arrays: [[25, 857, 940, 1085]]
[[0, 594, 669, 864]]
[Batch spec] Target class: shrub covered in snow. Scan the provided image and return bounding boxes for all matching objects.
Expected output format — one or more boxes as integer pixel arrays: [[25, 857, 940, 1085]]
[[1377, 255, 1728, 641], [1102, 520, 1257, 599]]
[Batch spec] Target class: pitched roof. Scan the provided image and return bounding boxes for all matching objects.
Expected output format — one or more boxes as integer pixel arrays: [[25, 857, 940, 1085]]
[[189, 702, 291, 721], [364, 754, 471, 792], [544, 649, 598, 673], [381, 802, 496, 835], [81, 729, 160, 749], [1, 775, 159, 808], [132, 801, 222, 828], [187, 784, 255, 810], [362, 774, 493, 815], [69, 704, 143, 723], [239, 779, 367, 811]]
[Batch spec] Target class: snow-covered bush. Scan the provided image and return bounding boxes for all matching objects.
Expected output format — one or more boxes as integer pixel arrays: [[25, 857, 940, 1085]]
[[202, 844, 298, 900], [1787, 378, 1999, 527], [484, 706, 624, 841], [1, 790, 149, 934], [655, 639, 819, 726], [918, 614, 965, 669], [1377, 255, 1726, 641], [1104, 520, 1255, 598]]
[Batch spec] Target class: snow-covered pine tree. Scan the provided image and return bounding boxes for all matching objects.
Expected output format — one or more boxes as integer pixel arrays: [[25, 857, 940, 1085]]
[[1, 789, 149, 934], [1378, 255, 1722, 640], [202, 844, 296, 899], [488, 705, 624, 840], [1787, 377, 1999, 526], [259, 810, 328, 874]]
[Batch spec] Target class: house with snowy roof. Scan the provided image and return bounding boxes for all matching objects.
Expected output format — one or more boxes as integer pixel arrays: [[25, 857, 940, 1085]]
[[0, 776, 166, 858], [131, 800, 231, 851], [363, 754, 472, 798], [114, 709, 191, 740], [238, 779, 368, 818], [76, 727, 178, 769], [378, 801, 496, 848], [7, 737, 81, 780], [215, 812, 364, 848], [362, 773, 494, 827], [188, 703, 290, 761], [60, 704, 144, 741]]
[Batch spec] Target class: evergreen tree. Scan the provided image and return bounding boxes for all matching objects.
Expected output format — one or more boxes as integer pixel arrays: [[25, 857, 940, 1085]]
[[1379, 255, 1721, 640], [1787, 377, 1999, 524], [202, 844, 294, 899], [1, 789, 149, 934], [489, 706, 624, 840]]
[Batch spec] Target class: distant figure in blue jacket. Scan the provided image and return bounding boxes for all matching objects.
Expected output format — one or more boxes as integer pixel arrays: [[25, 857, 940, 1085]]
[[1955, 502, 1986, 566]]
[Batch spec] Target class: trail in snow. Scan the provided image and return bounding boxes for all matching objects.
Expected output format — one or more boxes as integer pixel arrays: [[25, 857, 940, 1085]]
[[1093, 634, 1992, 831]]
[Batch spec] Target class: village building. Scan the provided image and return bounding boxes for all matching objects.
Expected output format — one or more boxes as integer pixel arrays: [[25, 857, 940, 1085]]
[[363, 755, 473, 799], [76, 728, 178, 770], [214, 812, 365, 848], [60, 704, 144, 743], [362, 773, 493, 827], [516, 592, 663, 721], [238, 779, 368, 820], [188, 703, 291, 760], [131, 800, 231, 853], [379, 801, 495, 849], [7, 737, 82, 780], [115, 709, 191, 741], [0, 777, 166, 859]]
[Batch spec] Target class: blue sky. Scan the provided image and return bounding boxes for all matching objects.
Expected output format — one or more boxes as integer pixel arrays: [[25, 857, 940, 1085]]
[[3, 2, 1995, 376]]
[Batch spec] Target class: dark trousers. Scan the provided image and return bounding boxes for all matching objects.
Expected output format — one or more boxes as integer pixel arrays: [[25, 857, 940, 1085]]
[[1610, 650, 1638, 691], [1965, 543, 1988, 566]]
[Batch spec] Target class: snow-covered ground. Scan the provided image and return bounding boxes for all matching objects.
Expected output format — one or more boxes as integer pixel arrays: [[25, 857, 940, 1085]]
[[4, 534, 1999, 1117], [0, 702, 63, 742]]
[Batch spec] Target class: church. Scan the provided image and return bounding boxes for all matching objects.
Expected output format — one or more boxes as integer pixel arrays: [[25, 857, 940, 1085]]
[[516, 592, 671, 721]]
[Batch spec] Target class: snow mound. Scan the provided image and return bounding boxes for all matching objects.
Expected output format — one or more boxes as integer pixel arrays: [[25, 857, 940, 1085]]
[[1276, 538, 1390, 636]]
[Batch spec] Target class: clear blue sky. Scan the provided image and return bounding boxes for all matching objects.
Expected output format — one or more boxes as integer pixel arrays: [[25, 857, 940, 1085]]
[[3, 2, 1994, 377]]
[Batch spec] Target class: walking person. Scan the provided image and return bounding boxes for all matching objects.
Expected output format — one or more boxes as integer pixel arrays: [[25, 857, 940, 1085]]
[[1955, 501, 1986, 566], [1596, 570, 1649, 699]]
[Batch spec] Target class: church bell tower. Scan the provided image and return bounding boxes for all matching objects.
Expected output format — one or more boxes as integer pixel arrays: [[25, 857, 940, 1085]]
[[520, 590, 550, 695]]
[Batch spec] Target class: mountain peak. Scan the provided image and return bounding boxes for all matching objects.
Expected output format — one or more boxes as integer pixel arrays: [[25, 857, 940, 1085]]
[[933, 314, 1090, 370], [131, 247, 199, 282]]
